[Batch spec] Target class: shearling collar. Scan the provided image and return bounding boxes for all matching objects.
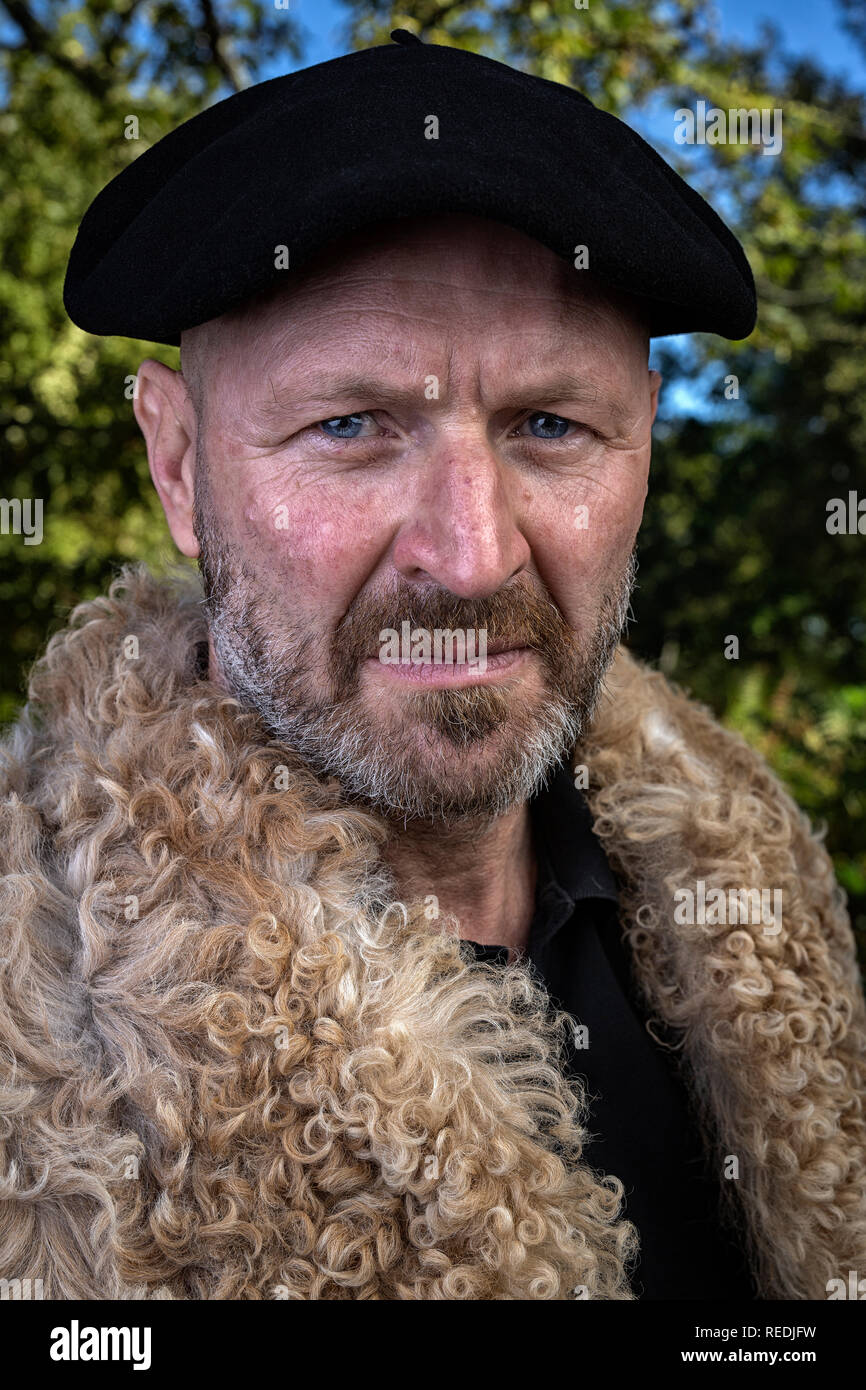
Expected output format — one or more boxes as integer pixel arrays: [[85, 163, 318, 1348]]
[[1, 564, 864, 1300]]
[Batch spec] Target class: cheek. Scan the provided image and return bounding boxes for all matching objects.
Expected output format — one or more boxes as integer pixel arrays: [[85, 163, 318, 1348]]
[[234, 473, 390, 609], [529, 455, 648, 622]]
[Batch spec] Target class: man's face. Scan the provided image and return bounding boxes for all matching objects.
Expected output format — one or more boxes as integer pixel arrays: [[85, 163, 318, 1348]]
[[168, 215, 659, 825]]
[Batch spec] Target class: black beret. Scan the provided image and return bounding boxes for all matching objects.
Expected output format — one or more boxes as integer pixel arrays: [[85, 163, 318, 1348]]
[[63, 29, 757, 346]]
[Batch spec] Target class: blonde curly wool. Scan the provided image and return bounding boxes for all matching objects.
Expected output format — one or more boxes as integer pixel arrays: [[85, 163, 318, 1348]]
[[1, 564, 864, 1300], [580, 657, 866, 1300], [0, 565, 634, 1300]]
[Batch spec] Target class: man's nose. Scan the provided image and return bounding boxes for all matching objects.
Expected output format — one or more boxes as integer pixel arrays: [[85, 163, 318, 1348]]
[[391, 434, 531, 599]]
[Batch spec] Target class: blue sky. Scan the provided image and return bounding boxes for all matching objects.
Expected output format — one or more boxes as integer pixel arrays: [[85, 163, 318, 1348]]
[[711, 0, 864, 83]]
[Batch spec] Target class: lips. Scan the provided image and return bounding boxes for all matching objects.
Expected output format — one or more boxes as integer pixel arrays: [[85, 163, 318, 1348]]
[[485, 640, 526, 656], [365, 638, 528, 659]]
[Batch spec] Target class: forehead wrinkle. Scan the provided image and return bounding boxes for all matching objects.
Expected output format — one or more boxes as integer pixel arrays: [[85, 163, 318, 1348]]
[[255, 305, 430, 382], [258, 338, 427, 414], [477, 331, 637, 420], [232, 287, 641, 428], [246, 264, 610, 346], [227, 258, 641, 383], [259, 375, 423, 421], [249, 365, 633, 435]]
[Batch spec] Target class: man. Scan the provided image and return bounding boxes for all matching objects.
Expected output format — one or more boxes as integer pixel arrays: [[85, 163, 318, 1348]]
[[1, 31, 864, 1301]]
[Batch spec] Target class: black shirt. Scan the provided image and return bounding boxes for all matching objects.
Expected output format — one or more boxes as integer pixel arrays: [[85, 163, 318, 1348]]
[[467, 758, 757, 1301]]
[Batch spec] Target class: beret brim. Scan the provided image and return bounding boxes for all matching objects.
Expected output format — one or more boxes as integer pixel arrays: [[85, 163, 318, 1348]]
[[63, 35, 757, 346]]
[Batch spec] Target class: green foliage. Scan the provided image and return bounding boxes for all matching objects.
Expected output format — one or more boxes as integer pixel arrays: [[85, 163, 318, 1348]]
[[0, 0, 302, 718], [1, 0, 863, 957]]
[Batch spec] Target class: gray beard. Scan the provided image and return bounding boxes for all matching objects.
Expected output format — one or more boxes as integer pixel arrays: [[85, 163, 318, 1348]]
[[195, 465, 635, 828]]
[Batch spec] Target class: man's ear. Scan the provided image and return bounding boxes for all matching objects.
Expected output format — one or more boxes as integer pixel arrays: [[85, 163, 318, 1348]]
[[648, 369, 662, 426], [133, 359, 200, 558]]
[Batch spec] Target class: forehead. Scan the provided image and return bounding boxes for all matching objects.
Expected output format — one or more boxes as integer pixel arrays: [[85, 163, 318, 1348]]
[[191, 214, 647, 392]]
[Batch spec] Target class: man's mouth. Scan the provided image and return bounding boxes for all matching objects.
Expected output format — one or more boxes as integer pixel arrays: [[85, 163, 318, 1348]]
[[486, 640, 526, 657], [364, 638, 529, 659], [363, 641, 531, 688]]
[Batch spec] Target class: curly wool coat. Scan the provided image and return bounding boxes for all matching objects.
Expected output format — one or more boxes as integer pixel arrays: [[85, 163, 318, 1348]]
[[0, 565, 864, 1301]]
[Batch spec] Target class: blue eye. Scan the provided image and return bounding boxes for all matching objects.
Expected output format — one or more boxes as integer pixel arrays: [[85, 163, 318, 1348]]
[[524, 412, 572, 439], [318, 414, 370, 439]]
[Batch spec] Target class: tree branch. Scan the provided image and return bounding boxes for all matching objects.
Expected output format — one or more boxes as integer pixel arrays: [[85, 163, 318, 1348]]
[[1, 0, 110, 99], [198, 0, 243, 93]]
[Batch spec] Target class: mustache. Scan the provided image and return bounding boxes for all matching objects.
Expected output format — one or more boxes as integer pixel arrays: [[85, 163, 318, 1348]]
[[332, 579, 571, 664], [323, 577, 581, 704]]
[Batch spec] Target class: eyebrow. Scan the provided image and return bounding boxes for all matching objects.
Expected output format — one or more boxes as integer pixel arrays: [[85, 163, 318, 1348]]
[[254, 371, 632, 427], [266, 376, 425, 413]]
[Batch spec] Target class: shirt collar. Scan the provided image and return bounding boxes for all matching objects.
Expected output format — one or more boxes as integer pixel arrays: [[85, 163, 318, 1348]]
[[529, 757, 619, 904], [526, 757, 619, 959]]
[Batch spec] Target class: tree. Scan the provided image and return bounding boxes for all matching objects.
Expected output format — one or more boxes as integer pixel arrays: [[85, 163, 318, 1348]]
[[0, 0, 302, 721]]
